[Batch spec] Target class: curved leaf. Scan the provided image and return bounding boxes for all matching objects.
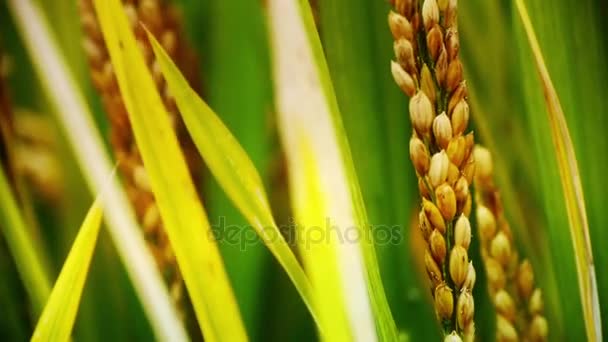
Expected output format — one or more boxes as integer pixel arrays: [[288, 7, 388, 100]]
[[92, 0, 247, 340], [515, 1, 601, 340], [147, 32, 320, 330], [317, 0, 438, 338], [269, 0, 400, 340], [31, 198, 103, 342]]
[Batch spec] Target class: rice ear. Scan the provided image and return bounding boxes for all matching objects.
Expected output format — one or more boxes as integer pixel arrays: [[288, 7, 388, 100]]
[[389, 0, 476, 338]]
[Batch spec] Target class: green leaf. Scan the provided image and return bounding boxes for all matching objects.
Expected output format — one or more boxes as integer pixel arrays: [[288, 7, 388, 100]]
[[0, 164, 50, 315], [514, 1, 601, 340], [30, 198, 103, 342], [92, 0, 247, 340], [147, 29, 320, 330], [269, 0, 400, 340]]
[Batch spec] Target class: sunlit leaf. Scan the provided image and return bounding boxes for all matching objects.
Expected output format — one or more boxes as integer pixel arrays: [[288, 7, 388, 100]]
[[92, 0, 247, 340], [148, 31, 320, 329], [293, 137, 352, 341], [269, 0, 400, 340], [317, 0, 438, 338], [515, 1, 601, 340], [183, 1, 274, 337], [30, 198, 103, 342], [7, 1, 185, 339]]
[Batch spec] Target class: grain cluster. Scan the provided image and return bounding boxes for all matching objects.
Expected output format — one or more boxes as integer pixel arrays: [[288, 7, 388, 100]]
[[388, 0, 475, 339]]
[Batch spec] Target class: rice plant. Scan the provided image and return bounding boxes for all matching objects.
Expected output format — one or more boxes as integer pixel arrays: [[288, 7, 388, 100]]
[[0, 0, 605, 341]]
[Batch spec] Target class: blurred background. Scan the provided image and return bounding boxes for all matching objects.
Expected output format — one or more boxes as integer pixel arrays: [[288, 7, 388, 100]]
[[0, 0, 607, 340]]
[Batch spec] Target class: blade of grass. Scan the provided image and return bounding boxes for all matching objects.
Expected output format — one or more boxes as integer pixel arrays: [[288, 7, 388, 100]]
[[182, 1, 273, 338], [512, 0, 608, 337], [0, 164, 50, 315], [458, 2, 556, 339], [269, 0, 367, 339], [30, 198, 103, 342], [93, 0, 247, 340], [515, 1, 601, 340], [7, 1, 187, 339], [297, 0, 399, 339], [318, 0, 438, 338], [269, 0, 400, 340], [296, 136, 353, 341], [148, 31, 320, 330]]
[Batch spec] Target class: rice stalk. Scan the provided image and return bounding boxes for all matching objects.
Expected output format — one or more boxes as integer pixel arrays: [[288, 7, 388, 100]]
[[388, 0, 475, 339], [78, 0, 201, 315], [474, 145, 548, 342]]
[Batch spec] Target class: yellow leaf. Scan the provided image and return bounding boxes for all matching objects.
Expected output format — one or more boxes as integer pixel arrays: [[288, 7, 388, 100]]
[[31, 199, 103, 342], [147, 31, 320, 329], [92, 0, 247, 340], [269, 0, 399, 340], [6, 0, 186, 338]]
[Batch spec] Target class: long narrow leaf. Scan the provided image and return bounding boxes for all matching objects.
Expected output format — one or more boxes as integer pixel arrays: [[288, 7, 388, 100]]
[[148, 32, 320, 329], [30, 199, 103, 342], [295, 137, 353, 341], [92, 0, 247, 340], [515, 1, 601, 340], [269, 0, 399, 340], [185, 1, 273, 337], [318, 0, 438, 338], [0, 165, 50, 315], [6, 1, 186, 339], [459, 2, 557, 339]]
